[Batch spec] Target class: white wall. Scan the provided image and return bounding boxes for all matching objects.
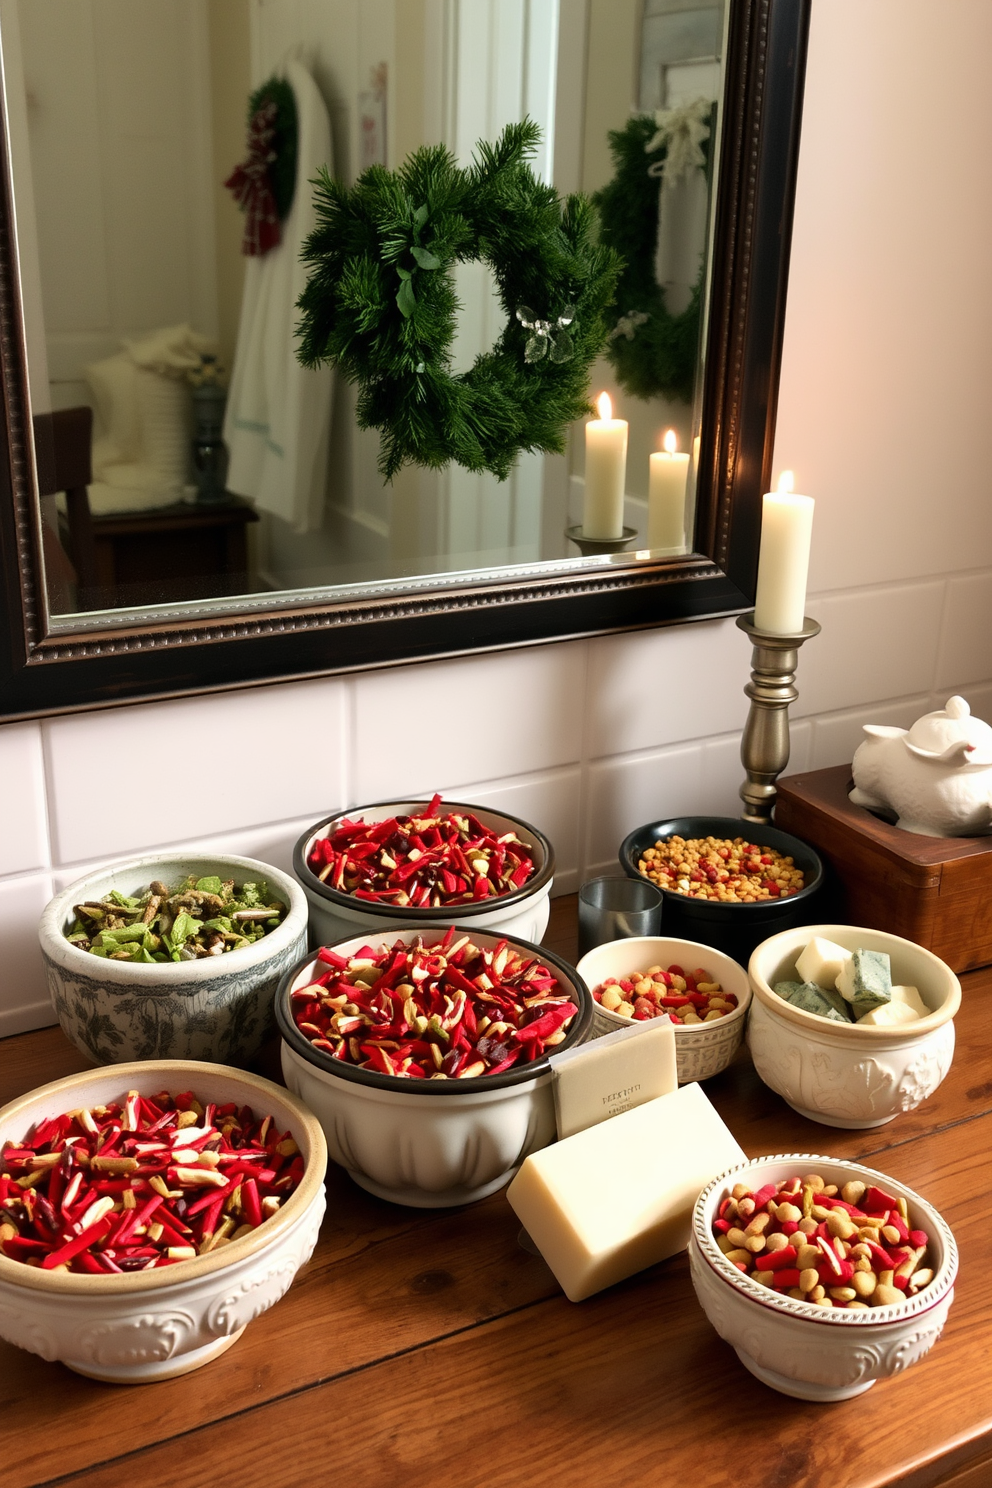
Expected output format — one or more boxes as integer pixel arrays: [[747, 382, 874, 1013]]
[[4, 0, 992, 1036]]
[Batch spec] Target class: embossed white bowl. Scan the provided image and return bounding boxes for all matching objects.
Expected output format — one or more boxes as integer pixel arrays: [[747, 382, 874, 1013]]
[[293, 800, 555, 947], [689, 1153, 957, 1401], [575, 936, 751, 1083], [276, 927, 592, 1207], [40, 854, 309, 1066], [748, 925, 960, 1128], [0, 1061, 326, 1382]]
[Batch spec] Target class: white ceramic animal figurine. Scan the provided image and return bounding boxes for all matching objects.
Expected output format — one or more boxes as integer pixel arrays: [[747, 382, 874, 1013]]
[[850, 696, 992, 836]]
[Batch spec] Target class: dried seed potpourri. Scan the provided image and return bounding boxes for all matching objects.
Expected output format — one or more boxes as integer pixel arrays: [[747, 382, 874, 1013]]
[[0, 1090, 304, 1273], [306, 794, 536, 908], [637, 834, 805, 902], [291, 928, 576, 1079], [66, 875, 286, 962], [593, 963, 737, 1024], [713, 1173, 935, 1308]]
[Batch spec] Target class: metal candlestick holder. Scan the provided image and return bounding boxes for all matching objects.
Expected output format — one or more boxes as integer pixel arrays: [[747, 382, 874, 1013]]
[[565, 523, 638, 557], [737, 611, 821, 825]]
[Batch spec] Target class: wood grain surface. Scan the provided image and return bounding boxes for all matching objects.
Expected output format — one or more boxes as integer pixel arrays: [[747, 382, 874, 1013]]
[[1, 896, 990, 1488]]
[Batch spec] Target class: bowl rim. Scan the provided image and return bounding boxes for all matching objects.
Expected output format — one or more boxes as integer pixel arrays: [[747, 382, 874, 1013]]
[[618, 815, 824, 914], [575, 934, 752, 1036], [691, 1152, 958, 1327], [0, 1060, 327, 1295], [748, 923, 961, 1037], [38, 853, 309, 984], [275, 924, 592, 1094], [292, 798, 555, 920]]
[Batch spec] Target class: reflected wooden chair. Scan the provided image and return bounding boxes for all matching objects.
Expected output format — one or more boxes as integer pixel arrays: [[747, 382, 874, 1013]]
[[33, 405, 96, 611]]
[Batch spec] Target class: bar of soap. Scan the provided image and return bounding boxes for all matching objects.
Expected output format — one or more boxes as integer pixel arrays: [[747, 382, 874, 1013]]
[[795, 936, 852, 989], [505, 1083, 746, 1302], [774, 980, 848, 1022], [891, 984, 930, 1018], [857, 1000, 919, 1027], [837, 948, 892, 1017]]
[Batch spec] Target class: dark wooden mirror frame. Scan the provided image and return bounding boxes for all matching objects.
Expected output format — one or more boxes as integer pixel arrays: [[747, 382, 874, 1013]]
[[0, 0, 809, 722]]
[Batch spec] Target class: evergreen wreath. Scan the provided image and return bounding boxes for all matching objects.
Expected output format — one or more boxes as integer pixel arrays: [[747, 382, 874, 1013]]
[[593, 111, 714, 405], [296, 120, 621, 480], [252, 77, 298, 222], [226, 77, 298, 257]]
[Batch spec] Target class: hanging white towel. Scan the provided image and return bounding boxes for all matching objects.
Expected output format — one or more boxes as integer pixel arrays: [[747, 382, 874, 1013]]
[[224, 57, 334, 534]]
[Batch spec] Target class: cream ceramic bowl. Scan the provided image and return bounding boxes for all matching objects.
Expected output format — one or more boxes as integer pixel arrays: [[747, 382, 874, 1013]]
[[747, 925, 960, 1129], [39, 854, 309, 1065], [575, 936, 751, 1083], [689, 1153, 957, 1401], [293, 800, 555, 946], [0, 1061, 327, 1382], [276, 926, 591, 1207]]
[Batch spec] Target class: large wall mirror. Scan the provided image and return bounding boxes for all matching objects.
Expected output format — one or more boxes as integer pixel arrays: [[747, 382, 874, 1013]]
[[0, 0, 809, 719]]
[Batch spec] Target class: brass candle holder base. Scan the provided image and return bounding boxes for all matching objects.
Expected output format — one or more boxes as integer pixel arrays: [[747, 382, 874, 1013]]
[[737, 611, 821, 825], [565, 524, 638, 557]]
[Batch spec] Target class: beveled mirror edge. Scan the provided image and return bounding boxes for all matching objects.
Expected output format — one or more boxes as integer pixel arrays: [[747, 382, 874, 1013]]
[[0, 0, 810, 723]]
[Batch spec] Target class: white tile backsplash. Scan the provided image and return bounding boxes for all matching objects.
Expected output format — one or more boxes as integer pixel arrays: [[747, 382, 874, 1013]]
[[0, 874, 55, 1035], [6, 567, 992, 1036], [0, 721, 49, 877], [796, 582, 944, 717], [586, 618, 750, 758], [352, 642, 587, 799], [45, 677, 347, 866], [935, 572, 992, 690]]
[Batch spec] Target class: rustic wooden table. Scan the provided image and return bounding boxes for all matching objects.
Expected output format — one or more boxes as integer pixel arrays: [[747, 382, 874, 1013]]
[[2, 896, 990, 1488]]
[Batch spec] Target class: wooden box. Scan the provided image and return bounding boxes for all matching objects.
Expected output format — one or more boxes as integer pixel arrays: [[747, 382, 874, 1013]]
[[775, 763, 992, 974]]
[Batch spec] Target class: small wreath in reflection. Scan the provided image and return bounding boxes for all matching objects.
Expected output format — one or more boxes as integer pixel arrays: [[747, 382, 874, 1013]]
[[593, 111, 715, 405], [297, 120, 620, 481]]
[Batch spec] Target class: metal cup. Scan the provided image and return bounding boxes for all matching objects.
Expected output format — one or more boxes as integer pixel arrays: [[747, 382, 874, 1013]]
[[577, 875, 664, 957]]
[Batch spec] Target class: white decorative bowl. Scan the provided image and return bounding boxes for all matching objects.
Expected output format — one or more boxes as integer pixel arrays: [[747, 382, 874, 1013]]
[[689, 1153, 957, 1401], [276, 927, 592, 1207], [293, 800, 554, 946], [748, 925, 960, 1129], [575, 936, 751, 1083], [0, 1061, 327, 1382], [39, 855, 309, 1065]]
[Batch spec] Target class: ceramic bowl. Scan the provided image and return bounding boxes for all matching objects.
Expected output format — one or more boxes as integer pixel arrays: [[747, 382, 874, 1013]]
[[618, 815, 823, 965], [747, 924, 960, 1128], [275, 926, 592, 1207], [293, 799, 555, 946], [689, 1153, 957, 1401], [0, 1061, 327, 1382], [39, 854, 309, 1065], [575, 936, 751, 1083]]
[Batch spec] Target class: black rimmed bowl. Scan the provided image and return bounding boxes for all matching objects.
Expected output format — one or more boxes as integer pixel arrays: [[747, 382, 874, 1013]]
[[619, 815, 824, 966], [293, 800, 556, 947], [275, 926, 591, 1208]]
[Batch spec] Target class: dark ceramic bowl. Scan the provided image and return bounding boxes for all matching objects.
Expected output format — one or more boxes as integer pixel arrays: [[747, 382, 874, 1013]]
[[618, 815, 824, 965]]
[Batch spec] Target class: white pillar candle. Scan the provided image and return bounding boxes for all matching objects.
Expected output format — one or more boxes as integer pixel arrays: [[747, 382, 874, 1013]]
[[648, 429, 689, 550], [753, 471, 815, 634], [583, 391, 628, 539]]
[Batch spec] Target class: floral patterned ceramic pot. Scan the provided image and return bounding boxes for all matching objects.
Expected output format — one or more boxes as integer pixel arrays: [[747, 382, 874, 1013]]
[[39, 855, 309, 1065], [747, 925, 960, 1129], [689, 1153, 957, 1401], [0, 1061, 326, 1382]]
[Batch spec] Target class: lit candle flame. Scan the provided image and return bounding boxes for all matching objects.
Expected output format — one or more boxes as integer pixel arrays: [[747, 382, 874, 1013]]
[[777, 469, 795, 494], [596, 391, 613, 421], [663, 429, 678, 455]]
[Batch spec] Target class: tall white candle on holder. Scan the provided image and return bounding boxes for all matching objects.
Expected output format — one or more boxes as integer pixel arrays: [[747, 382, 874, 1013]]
[[753, 470, 815, 634], [583, 391, 627, 540], [648, 429, 689, 550]]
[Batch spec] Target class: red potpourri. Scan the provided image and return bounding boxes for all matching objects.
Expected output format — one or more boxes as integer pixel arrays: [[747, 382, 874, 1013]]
[[0, 1091, 304, 1274], [291, 927, 577, 1079], [713, 1173, 934, 1308], [306, 794, 536, 908]]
